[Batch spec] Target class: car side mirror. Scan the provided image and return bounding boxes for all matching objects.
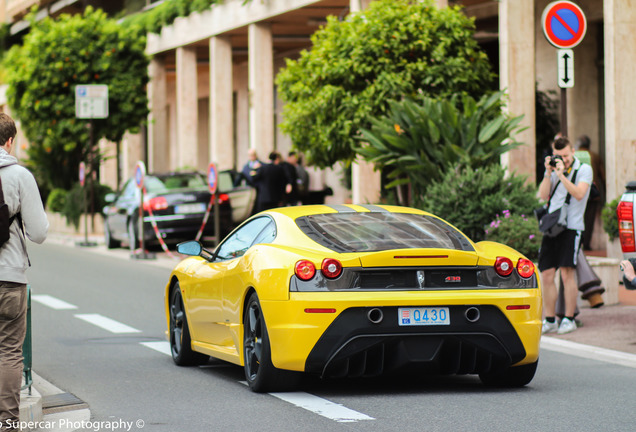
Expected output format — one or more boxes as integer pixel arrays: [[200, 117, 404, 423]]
[[176, 240, 203, 257], [104, 193, 117, 203]]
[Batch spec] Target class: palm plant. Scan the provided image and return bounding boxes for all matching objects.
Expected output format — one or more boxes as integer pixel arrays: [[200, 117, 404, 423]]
[[355, 91, 526, 206]]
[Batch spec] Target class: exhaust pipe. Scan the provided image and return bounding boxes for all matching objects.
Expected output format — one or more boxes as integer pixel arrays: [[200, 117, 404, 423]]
[[367, 308, 384, 324], [464, 307, 480, 323]]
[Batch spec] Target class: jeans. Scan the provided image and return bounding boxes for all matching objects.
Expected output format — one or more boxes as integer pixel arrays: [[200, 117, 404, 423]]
[[0, 282, 27, 427]]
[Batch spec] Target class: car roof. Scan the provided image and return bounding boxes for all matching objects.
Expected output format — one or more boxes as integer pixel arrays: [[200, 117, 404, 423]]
[[261, 204, 430, 219]]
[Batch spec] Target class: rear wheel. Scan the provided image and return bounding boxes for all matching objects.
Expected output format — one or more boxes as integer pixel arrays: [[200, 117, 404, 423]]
[[479, 360, 538, 387], [243, 292, 301, 392], [169, 283, 207, 366]]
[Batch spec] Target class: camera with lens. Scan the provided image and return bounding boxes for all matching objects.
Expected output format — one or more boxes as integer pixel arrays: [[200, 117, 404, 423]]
[[549, 155, 564, 168]]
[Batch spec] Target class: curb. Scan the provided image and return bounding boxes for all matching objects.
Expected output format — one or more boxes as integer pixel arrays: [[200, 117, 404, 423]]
[[19, 384, 42, 431]]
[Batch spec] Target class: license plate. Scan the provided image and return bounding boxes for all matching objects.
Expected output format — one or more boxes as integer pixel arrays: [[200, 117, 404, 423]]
[[174, 203, 206, 214], [398, 307, 450, 326]]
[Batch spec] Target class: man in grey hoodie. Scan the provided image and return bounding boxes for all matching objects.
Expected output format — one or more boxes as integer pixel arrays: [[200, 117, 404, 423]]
[[0, 113, 48, 431]]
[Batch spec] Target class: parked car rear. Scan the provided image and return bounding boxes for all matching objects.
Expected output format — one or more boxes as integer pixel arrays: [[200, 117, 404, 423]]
[[103, 172, 234, 250]]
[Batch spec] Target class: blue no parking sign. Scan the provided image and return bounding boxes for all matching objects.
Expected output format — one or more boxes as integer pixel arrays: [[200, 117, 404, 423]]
[[542, 1, 587, 49], [208, 163, 218, 194]]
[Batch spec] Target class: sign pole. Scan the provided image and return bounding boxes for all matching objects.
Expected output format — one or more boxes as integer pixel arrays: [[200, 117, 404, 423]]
[[560, 88, 568, 137], [541, 1, 587, 139]]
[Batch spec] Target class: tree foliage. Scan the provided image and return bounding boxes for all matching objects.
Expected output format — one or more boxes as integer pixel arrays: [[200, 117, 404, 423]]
[[276, 0, 495, 168], [355, 91, 525, 205], [4, 7, 149, 190]]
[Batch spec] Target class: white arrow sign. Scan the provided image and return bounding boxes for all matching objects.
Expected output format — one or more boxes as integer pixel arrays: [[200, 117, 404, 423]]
[[558, 49, 574, 88]]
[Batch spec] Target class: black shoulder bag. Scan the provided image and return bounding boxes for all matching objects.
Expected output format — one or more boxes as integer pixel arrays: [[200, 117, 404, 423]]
[[538, 168, 579, 238]]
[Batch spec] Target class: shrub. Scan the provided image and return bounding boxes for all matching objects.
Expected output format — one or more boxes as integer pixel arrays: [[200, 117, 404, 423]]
[[46, 188, 67, 213], [601, 198, 620, 241], [61, 183, 114, 229], [420, 165, 541, 242], [484, 211, 542, 261]]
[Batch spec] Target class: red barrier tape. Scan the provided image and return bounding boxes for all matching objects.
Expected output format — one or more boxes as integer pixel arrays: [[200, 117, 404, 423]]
[[195, 194, 215, 242], [143, 187, 176, 259]]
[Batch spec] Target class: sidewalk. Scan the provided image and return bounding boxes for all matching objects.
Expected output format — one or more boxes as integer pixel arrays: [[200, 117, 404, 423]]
[[17, 232, 636, 429]]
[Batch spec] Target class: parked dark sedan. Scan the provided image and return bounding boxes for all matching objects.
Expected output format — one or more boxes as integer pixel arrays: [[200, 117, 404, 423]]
[[103, 171, 246, 250]]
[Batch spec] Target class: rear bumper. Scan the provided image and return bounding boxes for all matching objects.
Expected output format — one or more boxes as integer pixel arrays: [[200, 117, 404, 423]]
[[260, 290, 541, 376]]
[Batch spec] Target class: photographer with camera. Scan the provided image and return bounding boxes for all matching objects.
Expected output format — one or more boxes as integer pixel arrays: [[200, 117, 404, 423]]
[[538, 136, 593, 334]]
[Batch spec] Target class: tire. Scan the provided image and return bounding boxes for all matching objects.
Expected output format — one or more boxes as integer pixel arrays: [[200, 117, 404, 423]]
[[169, 283, 208, 366], [104, 220, 121, 249], [243, 292, 301, 392], [127, 219, 138, 252], [479, 360, 538, 387]]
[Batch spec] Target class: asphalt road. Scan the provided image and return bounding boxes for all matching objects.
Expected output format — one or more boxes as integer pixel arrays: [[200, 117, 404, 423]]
[[25, 241, 636, 432]]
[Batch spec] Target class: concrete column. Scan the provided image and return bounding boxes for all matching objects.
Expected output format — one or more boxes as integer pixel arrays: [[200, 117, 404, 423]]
[[148, 57, 169, 173], [349, 0, 372, 13], [350, 0, 381, 204], [176, 46, 199, 170], [248, 23, 274, 157], [604, 1, 636, 203], [499, 0, 536, 183], [210, 36, 234, 171]]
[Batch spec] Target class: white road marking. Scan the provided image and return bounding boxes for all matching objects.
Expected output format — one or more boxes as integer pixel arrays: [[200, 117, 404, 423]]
[[541, 336, 636, 369], [75, 314, 141, 334], [32, 294, 78, 310], [140, 341, 171, 356], [269, 392, 375, 422]]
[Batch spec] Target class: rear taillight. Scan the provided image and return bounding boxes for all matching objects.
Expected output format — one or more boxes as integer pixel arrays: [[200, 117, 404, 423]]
[[517, 258, 535, 278], [495, 257, 514, 277], [143, 197, 168, 212], [321, 258, 342, 279], [295, 260, 316, 281], [617, 201, 635, 253], [218, 193, 230, 204]]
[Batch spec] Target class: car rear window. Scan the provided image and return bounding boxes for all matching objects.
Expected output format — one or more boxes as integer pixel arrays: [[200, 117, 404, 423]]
[[296, 212, 474, 253]]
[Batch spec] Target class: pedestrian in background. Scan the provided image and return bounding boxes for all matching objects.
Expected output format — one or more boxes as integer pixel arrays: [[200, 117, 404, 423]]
[[253, 152, 291, 212], [281, 152, 299, 206], [538, 136, 592, 335], [234, 148, 262, 187], [575, 135, 605, 250], [290, 152, 310, 205], [0, 113, 48, 431]]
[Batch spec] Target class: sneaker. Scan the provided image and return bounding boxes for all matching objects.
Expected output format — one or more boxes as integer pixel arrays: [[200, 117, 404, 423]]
[[557, 317, 577, 335], [542, 319, 559, 334]]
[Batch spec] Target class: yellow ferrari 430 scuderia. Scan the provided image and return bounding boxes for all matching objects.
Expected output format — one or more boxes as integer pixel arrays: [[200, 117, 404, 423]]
[[165, 204, 541, 392]]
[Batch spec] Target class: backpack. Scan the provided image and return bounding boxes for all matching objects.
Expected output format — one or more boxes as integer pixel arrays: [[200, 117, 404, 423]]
[[0, 176, 17, 248]]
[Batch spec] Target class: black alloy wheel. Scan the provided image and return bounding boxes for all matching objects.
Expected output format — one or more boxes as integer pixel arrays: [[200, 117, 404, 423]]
[[169, 283, 207, 366], [243, 292, 301, 392]]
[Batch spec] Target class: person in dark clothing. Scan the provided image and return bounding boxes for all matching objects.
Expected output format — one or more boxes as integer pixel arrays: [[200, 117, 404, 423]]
[[234, 148, 262, 187], [252, 152, 291, 212], [281, 153, 299, 205]]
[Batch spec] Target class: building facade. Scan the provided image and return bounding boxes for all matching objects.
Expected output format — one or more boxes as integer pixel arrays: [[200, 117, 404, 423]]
[[1, 0, 634, 254]]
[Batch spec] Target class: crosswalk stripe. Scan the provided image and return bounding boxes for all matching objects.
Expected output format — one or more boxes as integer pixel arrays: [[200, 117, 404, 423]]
[[140, 341, 171, 356], [75, 314, 141, 334], [32, 294, 78, 310]]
